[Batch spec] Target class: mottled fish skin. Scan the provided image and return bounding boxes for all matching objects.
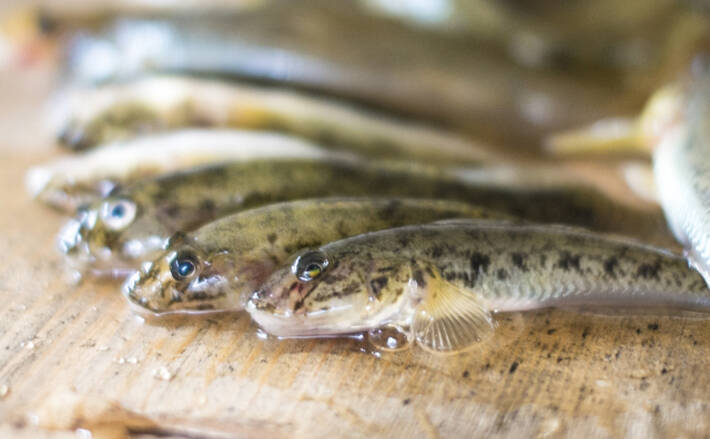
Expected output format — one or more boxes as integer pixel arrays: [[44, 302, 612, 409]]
[[53, 75, 496, 166], [60, 158, 672, 275], [28, 128, 336, 212], [248, 222, 710, 345], [121, 197, 514, 315], [654, 73, 710, 283]]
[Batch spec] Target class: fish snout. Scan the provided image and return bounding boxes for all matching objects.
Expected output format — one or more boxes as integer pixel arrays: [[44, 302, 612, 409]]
[[121, 262, 172, 314], [57, 217, 85, 256], [57, 206, 99, 261]]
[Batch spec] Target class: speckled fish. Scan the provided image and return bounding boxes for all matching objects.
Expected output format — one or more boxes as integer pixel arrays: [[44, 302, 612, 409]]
[[64, 0, 643, 152], [51, 75, 496, 166], [248, 221, 710, 353], [59, 157, 673, 276], [122, 197, 514, 315], [27, 129, 337, 212]]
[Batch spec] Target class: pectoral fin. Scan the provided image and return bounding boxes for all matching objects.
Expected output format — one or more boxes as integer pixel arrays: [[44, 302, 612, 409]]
[[412, 276, 495, 353]]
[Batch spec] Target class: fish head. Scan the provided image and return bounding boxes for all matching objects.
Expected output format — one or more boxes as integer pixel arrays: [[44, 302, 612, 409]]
[[122, 233, 240, 315], [247, 247, 411, 337], [58, 194, 166, 274]]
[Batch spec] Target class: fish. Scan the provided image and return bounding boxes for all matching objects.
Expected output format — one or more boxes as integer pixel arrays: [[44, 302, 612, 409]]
[[64, 0, 644, 152], [51, 75, 497, 167], [546, 65, 710, 286], [247, 221, 710, 353], [27, 128, 338, 212], [653, 71, 710, 284], [59, 157, 673, 276], [121, 197, 514, 315]]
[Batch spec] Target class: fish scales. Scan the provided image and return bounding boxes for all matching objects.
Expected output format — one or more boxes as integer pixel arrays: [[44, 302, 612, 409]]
[[248, 222, 710, 352], [64, 158, 673, 274], [122, 198, 514, 314], [418, 227, 698, 306]]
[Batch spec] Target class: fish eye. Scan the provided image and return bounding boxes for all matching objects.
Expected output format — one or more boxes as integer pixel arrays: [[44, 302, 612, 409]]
[[293, 250, 329, 282], [100, 198, 137, 231], [170, 250, 200, 281]]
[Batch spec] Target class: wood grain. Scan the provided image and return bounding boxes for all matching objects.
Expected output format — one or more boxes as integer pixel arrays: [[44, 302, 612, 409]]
[[0, 63, 709, 439]]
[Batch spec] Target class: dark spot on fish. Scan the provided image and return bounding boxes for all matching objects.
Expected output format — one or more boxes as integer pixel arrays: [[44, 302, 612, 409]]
[[369, 277, 389, 298], [200, 199, 216, 215], [323, 275, 339, 285], [398, 234, 411, 247], [163, 204, 181, 218], [604, 256, 619, 277], [556, 251, 581, 272], [470, 252, 490, 274], [196, 303, 215, 310], [511, 253, 528, 271], [539, 254, 547, 266], [496, 269, 508, 280], [509, 361, 519, 374], [637, 261, 661, 280], [267, 233, 278, 244], [430, 246, 444, 258], [647, 323, 659, 331], [413, 269, 426, 287]]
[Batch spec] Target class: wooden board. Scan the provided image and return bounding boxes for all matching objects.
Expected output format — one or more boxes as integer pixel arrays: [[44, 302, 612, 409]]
[[0, 64, 709, 439]]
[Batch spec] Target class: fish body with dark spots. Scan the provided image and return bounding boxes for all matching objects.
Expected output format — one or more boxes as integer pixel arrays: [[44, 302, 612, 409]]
[[248, 221, 710, 354], [122, 197, 513, 315], [61, 157, 673, 277]]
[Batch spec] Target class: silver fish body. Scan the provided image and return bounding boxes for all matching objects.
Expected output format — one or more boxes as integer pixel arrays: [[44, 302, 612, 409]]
[[654, 74, 710, 282]]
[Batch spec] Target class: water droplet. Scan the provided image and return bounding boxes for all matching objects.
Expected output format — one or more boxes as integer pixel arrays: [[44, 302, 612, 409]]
[[367, 325, 410, 352], [255, 328, 270, 340], [0, 384, 9, 399], [75, 428, 92, 439], [152, 366, 174, 381], [96, 345, 109, 351]]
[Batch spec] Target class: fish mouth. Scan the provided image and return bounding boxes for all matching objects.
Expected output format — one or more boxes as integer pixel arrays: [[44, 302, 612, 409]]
[[58, 219, 136, 278], [246, 293, 367, 338], [121, 267, 176, 315]]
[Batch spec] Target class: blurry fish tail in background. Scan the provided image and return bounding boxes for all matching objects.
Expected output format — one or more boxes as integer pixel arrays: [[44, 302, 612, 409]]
[[544, 83, 685, 158]]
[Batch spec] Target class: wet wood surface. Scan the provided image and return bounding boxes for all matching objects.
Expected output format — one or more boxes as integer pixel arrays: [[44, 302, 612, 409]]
[[0, 64, 709, 439]]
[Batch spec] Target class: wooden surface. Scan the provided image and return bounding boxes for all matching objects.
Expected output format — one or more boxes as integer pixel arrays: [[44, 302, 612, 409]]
[[1, 63, 710, 439]]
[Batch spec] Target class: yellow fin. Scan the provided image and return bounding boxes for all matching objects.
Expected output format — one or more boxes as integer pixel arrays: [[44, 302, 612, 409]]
[[544, 117, 647, 157], [412, 276, 495, 354]]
